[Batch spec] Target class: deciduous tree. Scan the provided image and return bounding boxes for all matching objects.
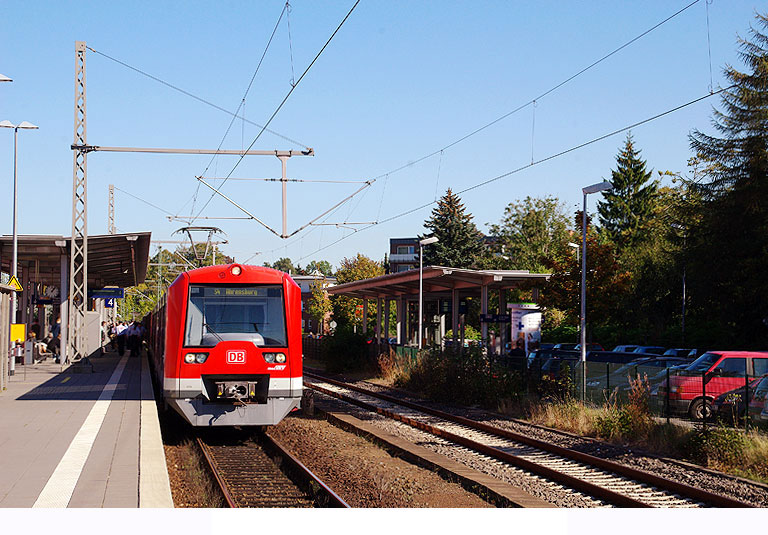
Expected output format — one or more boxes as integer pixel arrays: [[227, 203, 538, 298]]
[[487, 195, 570, 273]]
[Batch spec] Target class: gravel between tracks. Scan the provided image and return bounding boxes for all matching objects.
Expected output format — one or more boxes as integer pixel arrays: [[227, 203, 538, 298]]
[[337, 378, 768, 508], [310, 389, 605, 507], [267, 413, 490, 508]]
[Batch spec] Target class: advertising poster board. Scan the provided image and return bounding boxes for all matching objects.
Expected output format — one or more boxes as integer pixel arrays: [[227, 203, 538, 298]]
[[507, 303, 542, 352]]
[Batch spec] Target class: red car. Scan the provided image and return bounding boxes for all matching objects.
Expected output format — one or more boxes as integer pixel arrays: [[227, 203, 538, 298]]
[[656, 351, 768, 419]]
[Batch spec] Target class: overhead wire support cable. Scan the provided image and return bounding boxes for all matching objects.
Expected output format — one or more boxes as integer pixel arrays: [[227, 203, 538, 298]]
[[86, 45, 308, 150], [295, 86, 730, 262], [366, 0, 703, 184], [192, 0, 361, 222], [114, 186, 175, 218]]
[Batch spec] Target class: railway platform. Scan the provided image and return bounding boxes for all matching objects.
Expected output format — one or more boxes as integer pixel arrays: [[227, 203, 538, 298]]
[[0, 349, 173, 508]]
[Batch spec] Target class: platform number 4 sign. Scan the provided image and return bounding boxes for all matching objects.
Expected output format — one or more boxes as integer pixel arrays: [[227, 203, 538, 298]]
[[104, 298, 115, 308]]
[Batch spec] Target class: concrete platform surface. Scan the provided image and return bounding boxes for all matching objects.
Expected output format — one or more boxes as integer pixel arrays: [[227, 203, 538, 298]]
[[0, 350, 173, 508]]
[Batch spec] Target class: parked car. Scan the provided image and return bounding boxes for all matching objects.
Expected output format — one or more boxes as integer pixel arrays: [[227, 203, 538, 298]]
[[654, 351, 768, 419], [712, 375, 765, 424], [575, 343, 605, 352], [663, 348, 694, 358], [540, 355, 579, 378], [687, 348, 707, 358], [632, 346, 666, 355], [553, 343, 577, 350], [750, 375, 768, 425], [538, 343, 555, 351], [587, 357, 691, 391], [611, 345, 640, 353]]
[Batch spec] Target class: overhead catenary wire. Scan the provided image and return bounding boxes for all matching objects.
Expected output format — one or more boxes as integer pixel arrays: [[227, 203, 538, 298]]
[[86, 45, 308, 149], [191, 0, 361, 223], [188, 2, 290, 220], [295, 86, 730, 263], [364, 0, 704, 185], [114, 186, 175, 218]]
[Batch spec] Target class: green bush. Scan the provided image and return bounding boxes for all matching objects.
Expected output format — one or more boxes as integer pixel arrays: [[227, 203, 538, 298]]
[[684, 425, 747, 466], [542, 324, 578, 343], [444, 324, 482, 341], [320, 326, 373, 373], [395, 346, 523, 408]]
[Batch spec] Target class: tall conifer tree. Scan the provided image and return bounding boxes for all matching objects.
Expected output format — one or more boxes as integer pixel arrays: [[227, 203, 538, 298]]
[[422, 188, 482, 268], [686, 12, 768, 347], [597, 134, 659, 250]]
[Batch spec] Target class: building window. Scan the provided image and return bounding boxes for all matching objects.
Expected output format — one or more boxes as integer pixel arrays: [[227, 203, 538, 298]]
[[396, 246, 415, 254]]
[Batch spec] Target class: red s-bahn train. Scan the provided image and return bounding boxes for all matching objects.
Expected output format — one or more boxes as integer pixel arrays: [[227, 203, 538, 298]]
[[146, 263, 303, 426]]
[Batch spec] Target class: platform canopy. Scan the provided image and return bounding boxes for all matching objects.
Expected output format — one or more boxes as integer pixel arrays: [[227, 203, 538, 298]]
[[0, 232, 151, 289], [327, 266, 551, 348], [327, 266, 550, 299]]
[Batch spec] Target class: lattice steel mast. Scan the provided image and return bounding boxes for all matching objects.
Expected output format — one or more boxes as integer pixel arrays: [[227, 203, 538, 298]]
[[68, 40, 89, 363], [108, 184, 115, 235]]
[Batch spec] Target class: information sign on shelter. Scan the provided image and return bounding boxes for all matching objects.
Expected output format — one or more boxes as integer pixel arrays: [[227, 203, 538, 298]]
[[89, 287, 125, 299], [507, 303, 542, 349]]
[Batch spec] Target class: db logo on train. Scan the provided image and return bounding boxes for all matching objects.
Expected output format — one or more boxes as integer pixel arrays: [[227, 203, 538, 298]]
[[226, 350, 247, 364]]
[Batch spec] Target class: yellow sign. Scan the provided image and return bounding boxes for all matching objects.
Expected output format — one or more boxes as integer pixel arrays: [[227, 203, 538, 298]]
[[10, 323, 25, 343], [8, 276, 22, 291]]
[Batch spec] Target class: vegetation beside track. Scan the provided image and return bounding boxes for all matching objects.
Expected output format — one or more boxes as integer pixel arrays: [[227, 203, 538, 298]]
[[317, 344, 768, 486]]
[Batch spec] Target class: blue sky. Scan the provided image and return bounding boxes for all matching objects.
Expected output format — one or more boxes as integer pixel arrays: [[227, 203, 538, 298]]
[[0, 1, 763, 269]]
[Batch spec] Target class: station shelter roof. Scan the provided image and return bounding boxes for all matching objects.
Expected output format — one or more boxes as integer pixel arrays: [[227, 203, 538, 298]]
[[0, 232, 151, 289], [327, 266, 550, 300]]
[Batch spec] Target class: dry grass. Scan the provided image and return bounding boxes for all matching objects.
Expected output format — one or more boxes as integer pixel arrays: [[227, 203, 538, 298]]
[[525, 396, 768, 485], [528, 400, 600, 436], [729, 429, 768, 483], [377, 349, 411, 385]]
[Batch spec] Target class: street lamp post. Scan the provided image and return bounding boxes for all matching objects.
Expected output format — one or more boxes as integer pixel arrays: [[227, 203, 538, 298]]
[[418, 236, 439, 349], [579, 180, 612, 401], [0, 74, 12, 83], [1, 120, 39, 325]]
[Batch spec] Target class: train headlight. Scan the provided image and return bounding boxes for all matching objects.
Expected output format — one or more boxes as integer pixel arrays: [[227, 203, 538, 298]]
[[184, 352, 209, 364], [263, 352, 286, 364], [231, 265, 242, 276]]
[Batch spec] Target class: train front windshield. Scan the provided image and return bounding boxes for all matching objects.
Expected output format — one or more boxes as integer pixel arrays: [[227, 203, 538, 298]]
[[184, 284, 287, 347]]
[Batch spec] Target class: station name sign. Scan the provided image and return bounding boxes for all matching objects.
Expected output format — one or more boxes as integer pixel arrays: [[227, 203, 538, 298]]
[[480, 313, 511, 323], [89, 287, 124, 299]]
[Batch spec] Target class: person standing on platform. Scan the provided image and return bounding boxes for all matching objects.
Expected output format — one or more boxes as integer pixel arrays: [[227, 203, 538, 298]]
[[51, 316, 61, 340], [127, 321, 142, 357], [116, 321, 127, 356]]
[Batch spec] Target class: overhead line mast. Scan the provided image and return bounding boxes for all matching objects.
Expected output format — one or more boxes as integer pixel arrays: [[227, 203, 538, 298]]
[[68, 41, 89, 364], [67, 42, 314, 363]]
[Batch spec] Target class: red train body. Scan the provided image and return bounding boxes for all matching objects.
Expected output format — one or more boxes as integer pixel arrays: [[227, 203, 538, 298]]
[[146, 263, 303, 426]]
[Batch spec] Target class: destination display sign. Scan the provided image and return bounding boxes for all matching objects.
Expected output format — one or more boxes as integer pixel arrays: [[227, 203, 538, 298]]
[[190, 285, 282, 298]]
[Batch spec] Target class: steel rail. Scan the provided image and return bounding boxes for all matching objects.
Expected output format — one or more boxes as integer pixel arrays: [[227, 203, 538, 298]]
[[196, 437, 237, 508], [261, 433, 350, 508], [196, 432, 349, 508], [307, 381, 647, 508], [306, 371, 753, 508]]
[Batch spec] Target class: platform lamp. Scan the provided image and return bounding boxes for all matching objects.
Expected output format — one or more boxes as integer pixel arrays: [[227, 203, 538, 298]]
[[579, 180, 612, 401], [418, 236, 439, 349], [0, 120, 39, 324]]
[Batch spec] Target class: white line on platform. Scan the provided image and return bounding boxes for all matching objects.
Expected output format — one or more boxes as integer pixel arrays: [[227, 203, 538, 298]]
[[32, 355, 130, 508]]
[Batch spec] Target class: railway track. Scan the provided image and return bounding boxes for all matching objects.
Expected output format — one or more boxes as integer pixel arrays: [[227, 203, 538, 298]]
[[196, 430, 349, 508], [304, 371, 753, 508]]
